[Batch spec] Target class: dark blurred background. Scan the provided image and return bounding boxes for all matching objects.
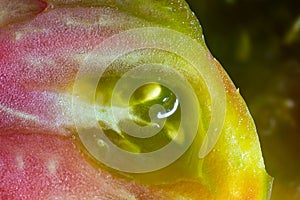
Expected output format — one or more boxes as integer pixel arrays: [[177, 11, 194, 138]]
[[186, 0, 300, 199]]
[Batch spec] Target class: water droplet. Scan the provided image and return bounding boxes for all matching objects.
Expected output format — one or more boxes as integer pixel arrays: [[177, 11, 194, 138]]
[[157, 98, 179, 119]]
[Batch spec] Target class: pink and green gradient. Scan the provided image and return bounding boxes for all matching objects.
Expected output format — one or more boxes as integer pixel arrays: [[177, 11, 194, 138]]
[[0, 0, 272, 199]]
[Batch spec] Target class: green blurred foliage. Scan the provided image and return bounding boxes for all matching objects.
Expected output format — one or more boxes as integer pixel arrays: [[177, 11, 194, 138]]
[[186, 0, 300, 199]]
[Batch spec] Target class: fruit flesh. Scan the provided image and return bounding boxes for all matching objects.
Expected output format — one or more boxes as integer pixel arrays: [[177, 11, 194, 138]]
[[0, 0, 272, 199], [186, 1, 300, 199]]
